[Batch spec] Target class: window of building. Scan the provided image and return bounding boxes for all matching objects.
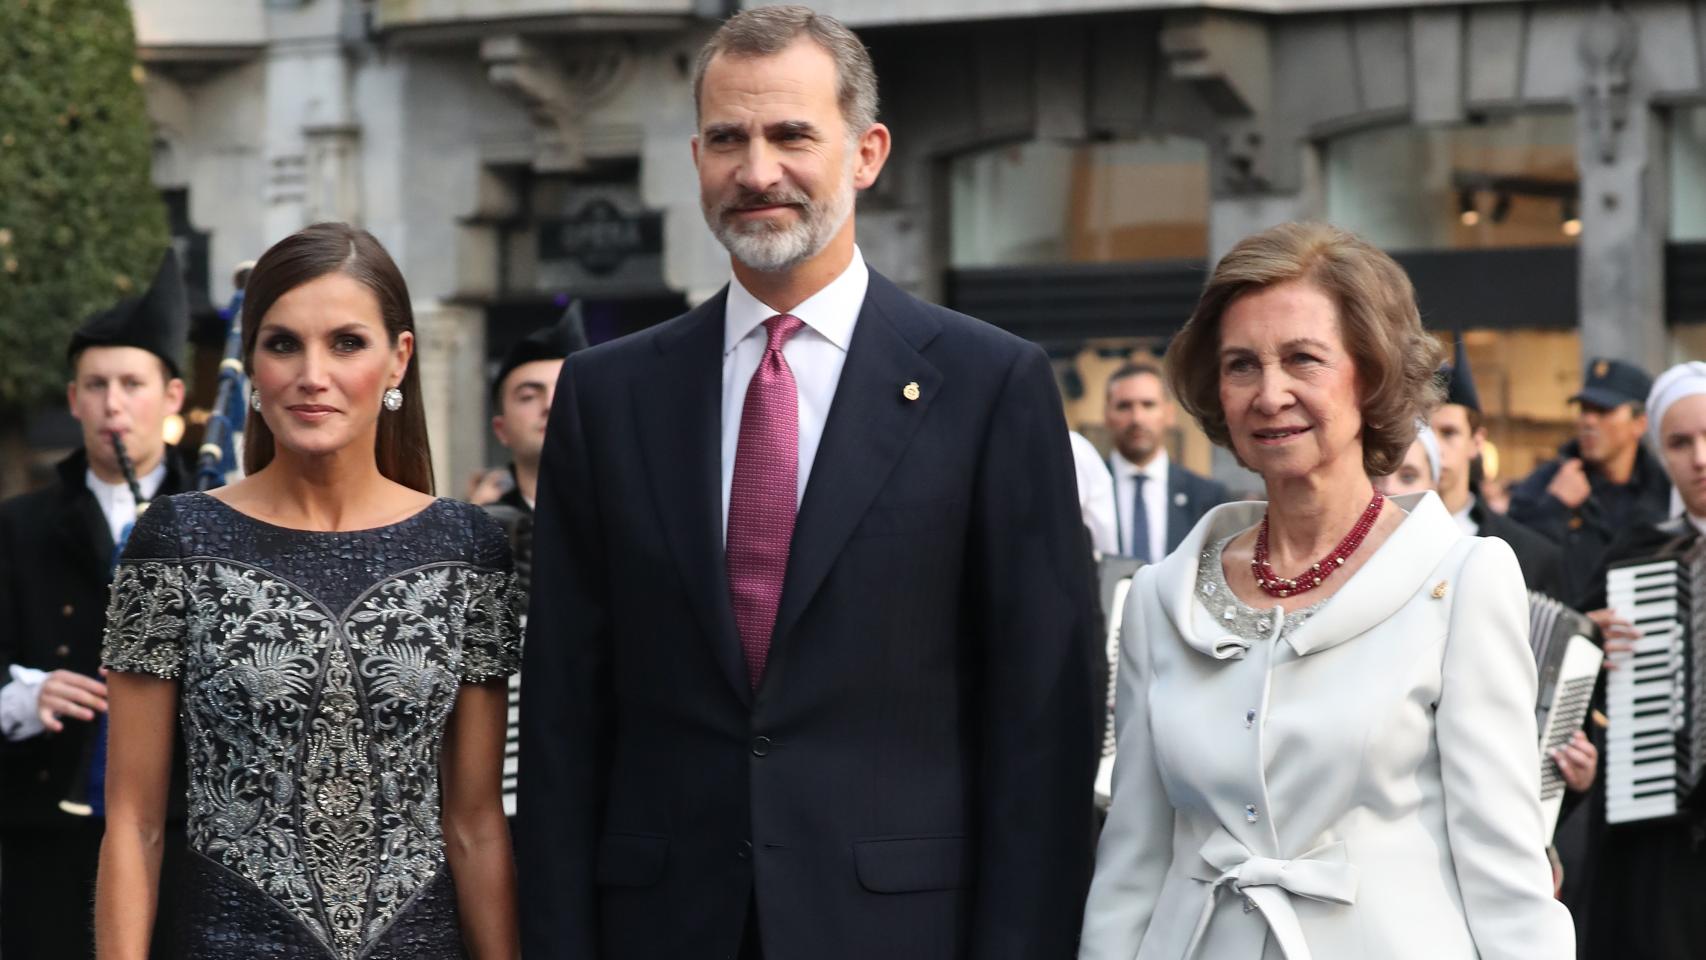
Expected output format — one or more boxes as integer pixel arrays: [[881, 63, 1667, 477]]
[[1671, 106, 1706, 241], [1325, 112, 1579, 250], [948, 136, 1209, 268]]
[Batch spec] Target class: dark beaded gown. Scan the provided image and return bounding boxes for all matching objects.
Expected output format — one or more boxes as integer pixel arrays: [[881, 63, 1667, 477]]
[[102, 492, 521, 960]]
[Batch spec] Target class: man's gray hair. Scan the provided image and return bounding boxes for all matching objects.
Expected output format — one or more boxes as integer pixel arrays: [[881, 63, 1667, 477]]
[[692, 5, 880, 137]]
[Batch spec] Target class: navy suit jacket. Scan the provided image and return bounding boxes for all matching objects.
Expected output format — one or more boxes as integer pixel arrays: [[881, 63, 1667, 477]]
[[517, 270, 1100, 960]]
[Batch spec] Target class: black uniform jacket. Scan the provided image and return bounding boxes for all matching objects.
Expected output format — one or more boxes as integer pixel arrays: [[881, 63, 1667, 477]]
[[517, 270, 1101, 960], [1472, 499, 1566, 600], [1507, 440, 1672, 604], [0, 448, 190, 825]]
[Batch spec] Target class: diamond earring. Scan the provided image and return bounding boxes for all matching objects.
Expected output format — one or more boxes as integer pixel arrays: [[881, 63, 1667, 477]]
[[250, 391, 261, 412], [383, 387, 404, 412]]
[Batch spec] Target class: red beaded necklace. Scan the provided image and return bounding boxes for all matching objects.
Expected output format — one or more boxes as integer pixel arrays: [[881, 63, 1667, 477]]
[[1251, 492, 1385, 598]]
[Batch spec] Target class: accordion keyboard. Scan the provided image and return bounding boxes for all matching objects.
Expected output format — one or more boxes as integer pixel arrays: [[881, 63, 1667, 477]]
[[1605, 558, 1696, 824]]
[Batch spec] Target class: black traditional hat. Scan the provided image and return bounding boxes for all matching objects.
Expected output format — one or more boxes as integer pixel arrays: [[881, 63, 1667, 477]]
[[1438, 337, 1482, 414], [66, 249, 189, 378], [491, 300, 590, 403]]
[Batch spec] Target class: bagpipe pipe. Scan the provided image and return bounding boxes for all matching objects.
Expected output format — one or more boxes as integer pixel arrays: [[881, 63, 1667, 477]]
[[59, 262, 254, 816], [58, 433, 148, 816], [196, 260, 254, 492]]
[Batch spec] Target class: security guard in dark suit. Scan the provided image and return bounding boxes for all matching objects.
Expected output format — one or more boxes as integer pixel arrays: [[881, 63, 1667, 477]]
[[0, 252, 192, 958]]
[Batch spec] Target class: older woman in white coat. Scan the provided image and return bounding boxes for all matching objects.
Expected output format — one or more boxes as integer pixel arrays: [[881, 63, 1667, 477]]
[[1079, 222, 1573, 960]]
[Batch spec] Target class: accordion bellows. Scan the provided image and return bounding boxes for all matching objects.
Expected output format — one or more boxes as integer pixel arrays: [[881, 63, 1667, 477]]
[[1529, 592, 1602, 836]]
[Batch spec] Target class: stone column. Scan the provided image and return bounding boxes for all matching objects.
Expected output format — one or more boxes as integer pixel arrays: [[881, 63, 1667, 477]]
[[1574, 4, 1668, 374], [414, 301, 488, 499]]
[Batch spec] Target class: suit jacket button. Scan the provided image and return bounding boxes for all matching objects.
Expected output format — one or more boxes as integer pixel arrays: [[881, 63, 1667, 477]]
[[751, 736, 772, 757], [55, 645, 70, 658], [61, 604, 74, 618], [37, 770, 50, 783], [737, 840, 752, 860]]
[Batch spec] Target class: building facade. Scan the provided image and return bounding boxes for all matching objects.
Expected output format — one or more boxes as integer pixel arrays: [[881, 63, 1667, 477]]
[[133, 0, 1706, 492]]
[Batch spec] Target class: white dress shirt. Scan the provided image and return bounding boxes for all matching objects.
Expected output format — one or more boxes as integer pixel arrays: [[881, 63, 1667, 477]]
[[720, 247, 868, 536], [0, 458, 166, 741], [1069, 433, 1119, 557], [1452, 496, 1479, 536], [1110, 448, 1169, 561]]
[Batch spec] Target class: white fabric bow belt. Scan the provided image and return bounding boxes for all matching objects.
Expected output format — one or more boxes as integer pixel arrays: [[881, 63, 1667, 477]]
[[1184, 829, 1359, 960]]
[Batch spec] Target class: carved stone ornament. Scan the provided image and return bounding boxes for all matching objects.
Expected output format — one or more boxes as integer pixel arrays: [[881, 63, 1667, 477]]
[[481, 35, 636, 173], [1578, 3, 1638, 166]]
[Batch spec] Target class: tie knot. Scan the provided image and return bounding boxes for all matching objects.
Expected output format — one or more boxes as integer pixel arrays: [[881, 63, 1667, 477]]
[[764, 314, 805, 352]]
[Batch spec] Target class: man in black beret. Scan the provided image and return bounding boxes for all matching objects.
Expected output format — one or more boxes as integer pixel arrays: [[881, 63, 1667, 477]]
[[484, 303, 588, 820], [1430, 340, 1565, 597], [490, 303, 589, 512], [0, 250, 193, 957], [1508, 356, 1673, 602]]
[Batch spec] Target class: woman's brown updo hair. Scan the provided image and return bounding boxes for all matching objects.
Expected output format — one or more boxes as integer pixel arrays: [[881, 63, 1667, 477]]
[[239, 222, 434, 494], [1166, 222, 1444, 478]]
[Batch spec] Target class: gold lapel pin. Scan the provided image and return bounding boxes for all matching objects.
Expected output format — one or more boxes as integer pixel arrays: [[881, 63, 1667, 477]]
[[1431, 580, 1449, 599], [902, 381, 921, 402]]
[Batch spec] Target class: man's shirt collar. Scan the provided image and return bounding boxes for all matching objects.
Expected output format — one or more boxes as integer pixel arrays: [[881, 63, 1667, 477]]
[[724, 246, 868, 356]]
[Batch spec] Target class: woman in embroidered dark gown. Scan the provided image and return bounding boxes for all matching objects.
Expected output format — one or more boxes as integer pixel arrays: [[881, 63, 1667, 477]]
[[95, 223, 521, 959]]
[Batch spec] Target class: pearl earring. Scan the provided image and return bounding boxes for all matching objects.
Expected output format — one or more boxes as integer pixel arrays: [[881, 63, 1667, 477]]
[[250, 391, 261, 412], [383, 387, 404, 412]]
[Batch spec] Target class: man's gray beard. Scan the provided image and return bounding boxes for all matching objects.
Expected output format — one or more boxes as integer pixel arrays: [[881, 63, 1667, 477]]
[[709, 179, 856, 274]]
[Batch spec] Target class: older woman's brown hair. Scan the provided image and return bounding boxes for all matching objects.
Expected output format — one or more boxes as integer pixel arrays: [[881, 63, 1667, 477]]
[[1166, 222, 1444, 477]]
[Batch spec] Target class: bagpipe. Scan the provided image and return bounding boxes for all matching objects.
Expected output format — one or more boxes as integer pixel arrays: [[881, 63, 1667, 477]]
[[58, 433, 148, 817], [59, 262, 253, 816], [196, 261, 253, 492]]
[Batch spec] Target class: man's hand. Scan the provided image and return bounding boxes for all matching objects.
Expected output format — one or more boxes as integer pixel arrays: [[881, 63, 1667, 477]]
[[37, 669, 108, 733], [1587, 608, 1641, 670], [1546, 458, 1592, 510], [1551, 730, 1598, 793]]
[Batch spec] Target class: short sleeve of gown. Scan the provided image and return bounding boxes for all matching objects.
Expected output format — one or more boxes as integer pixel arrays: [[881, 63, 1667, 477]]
[[461, 505, 522, 683], [102, 494, 190, 679]]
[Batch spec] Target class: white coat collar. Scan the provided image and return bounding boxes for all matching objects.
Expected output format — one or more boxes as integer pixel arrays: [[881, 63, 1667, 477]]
[[1155, 491, 1462, 659]]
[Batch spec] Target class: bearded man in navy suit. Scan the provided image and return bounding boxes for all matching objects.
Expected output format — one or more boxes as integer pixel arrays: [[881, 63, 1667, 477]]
[[517, 6, 1099, 959]]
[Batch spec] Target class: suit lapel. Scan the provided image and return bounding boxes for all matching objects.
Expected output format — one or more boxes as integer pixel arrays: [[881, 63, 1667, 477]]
[[768, 274, 942, 666], [1166, 463, 1192, 553], [631, 291, 750, 705]]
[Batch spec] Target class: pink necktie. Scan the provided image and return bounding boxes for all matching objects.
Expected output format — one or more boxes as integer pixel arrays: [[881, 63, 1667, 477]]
[[728, 314, 805, 688]]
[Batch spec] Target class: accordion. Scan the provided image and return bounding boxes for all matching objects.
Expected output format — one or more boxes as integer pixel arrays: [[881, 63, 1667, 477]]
[[1527, 592, 1603, 836], [484, 503, 533, 819], [1604, 538, 1706, 824]]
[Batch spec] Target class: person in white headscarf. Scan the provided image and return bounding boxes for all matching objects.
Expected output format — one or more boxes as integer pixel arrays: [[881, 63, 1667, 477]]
[[1372, 421, 1441, 497], [1567, 360, 1706, 960], [1646, 361, 1706, 522]]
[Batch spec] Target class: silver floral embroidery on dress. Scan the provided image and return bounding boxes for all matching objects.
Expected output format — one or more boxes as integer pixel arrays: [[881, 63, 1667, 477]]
[[1196, 534, 1327, 642], [104, 557, 518, 960]]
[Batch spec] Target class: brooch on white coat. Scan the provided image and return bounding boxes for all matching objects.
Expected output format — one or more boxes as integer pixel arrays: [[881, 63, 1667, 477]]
[[1432, 580, 1449, 599]]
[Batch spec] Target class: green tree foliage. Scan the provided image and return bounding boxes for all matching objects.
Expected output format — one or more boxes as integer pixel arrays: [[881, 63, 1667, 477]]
[[0, 0, 168, 411]]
